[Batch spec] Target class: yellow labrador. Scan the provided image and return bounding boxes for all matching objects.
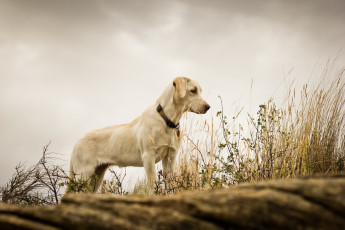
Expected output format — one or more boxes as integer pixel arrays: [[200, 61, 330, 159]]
[[69, 77, 210, 192]]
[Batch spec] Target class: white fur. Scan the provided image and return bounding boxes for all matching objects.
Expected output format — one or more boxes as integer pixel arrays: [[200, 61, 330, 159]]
[[69, 77, 210, 193]]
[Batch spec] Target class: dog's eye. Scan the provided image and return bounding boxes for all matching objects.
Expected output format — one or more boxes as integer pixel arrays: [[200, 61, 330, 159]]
[[191, 88, 197, 94]]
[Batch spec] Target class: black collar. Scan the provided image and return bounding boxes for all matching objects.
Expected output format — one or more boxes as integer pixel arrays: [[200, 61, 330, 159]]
[[156, 104, 180, 129]]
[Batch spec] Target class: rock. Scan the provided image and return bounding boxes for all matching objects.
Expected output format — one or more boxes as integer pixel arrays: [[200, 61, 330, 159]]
[[1, 175, 345, 230]]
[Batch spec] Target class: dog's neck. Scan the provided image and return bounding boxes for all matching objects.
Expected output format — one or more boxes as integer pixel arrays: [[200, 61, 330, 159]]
[[156, 104, 179, 129], [157, 102, 184, 125], [156, 85, 185, 125]]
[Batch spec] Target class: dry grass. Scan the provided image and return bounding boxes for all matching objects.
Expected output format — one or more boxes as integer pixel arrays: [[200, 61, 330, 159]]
[[243, 65, 345, 181]]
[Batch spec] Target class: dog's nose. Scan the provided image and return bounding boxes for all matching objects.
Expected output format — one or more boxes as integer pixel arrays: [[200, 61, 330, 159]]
[[204, 103, 210, 113]]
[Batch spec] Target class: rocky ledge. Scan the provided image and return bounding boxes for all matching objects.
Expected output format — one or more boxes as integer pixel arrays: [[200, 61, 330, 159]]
[[0, 175, 345, 230]]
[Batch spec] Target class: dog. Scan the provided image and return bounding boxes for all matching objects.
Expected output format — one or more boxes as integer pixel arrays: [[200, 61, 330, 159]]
[[69, 77, 210, 193]]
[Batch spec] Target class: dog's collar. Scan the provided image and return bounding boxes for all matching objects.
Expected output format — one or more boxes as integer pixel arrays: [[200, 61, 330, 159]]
[[156, 104, 180, 130]]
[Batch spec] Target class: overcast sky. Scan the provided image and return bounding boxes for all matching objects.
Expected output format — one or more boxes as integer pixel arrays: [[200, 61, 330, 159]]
[[1, 0, 345, 186]]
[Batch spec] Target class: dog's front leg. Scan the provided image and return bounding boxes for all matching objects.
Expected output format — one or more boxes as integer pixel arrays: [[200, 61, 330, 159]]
[[142, 150, 156, 194], [162, 150, 177, 192]]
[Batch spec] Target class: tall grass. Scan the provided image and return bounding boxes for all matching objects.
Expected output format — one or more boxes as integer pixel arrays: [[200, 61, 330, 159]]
[[240, 65, 345, 181], [141, 64, 345, 195]]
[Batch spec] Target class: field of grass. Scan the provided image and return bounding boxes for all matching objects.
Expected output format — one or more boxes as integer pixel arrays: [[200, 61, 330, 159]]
[[1, 64, 344, 204]]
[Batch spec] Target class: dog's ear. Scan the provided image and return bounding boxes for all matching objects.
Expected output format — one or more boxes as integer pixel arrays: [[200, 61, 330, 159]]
[[173, 77, 187, 98]]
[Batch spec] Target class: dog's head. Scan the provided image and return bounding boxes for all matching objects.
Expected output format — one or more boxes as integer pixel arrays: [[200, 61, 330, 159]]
[[172, 77, 210, 114]]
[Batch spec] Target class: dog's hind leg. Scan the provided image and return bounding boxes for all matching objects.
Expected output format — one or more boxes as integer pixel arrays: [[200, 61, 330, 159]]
[[90, 164, 109, 192], [68, 160, 98, 192]]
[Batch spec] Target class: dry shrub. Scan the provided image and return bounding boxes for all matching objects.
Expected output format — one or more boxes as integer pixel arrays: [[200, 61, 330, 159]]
[[0, 143, 68, 205]]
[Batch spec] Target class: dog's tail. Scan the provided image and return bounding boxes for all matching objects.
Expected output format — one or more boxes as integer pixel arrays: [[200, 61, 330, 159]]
[[69, 162, 75, 179], [62, 161, 75, 197]]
